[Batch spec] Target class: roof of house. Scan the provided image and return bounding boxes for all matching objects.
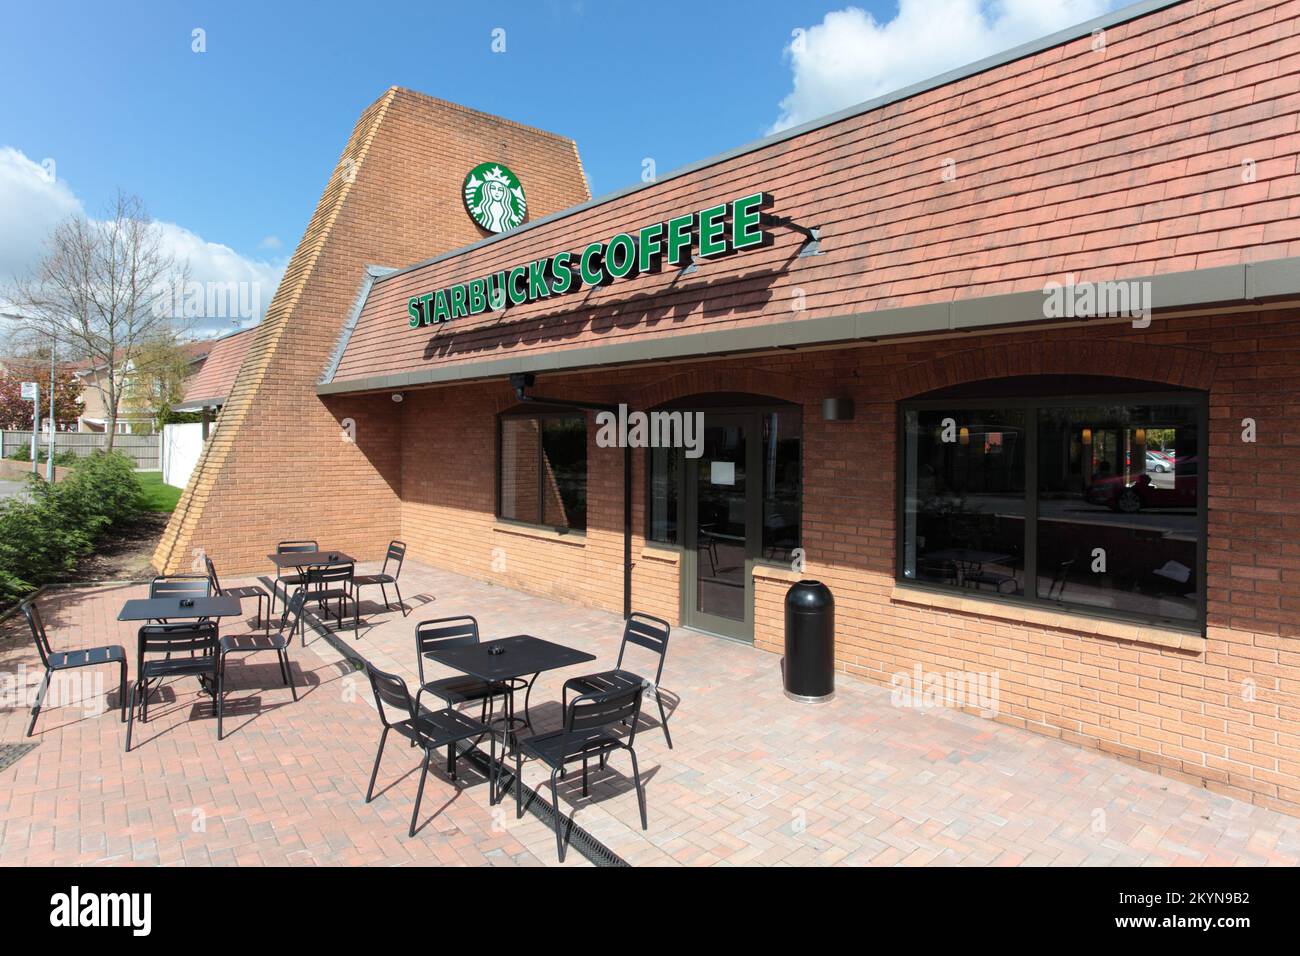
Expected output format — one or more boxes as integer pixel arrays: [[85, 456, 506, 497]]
[[321, 0, 1300, 394], [175, 326, 258, 410]]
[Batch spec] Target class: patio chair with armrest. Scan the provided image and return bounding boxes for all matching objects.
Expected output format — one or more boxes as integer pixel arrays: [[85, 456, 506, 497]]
[[561, 611, 673, 748], [363, 662, 497, 838], [512, 683, 648, 862], [271, 539, 318, 618], [126, 621, 221, 752], [205, 555, 269, 632], [352, 539, 408, 616], [217, 589, 306, 739], [19, 600, 127, 737]]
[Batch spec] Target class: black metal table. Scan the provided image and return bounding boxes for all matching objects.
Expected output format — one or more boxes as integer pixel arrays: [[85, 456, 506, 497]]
[[423, 634, 596, 804], [423, 634, 595, 731], [118, 595, 244, 621], [265, 550, 355, 570], [118, 595, 244, 698]]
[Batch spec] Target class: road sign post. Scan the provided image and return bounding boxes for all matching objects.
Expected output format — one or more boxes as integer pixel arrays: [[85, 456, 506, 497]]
[[20, 382, 39, 473]]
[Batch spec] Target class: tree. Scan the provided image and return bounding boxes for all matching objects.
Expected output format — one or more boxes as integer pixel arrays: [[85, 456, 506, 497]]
[[0, 361, 81, 429], [6, 192, 189, 450], [122, 331, 196, 430]]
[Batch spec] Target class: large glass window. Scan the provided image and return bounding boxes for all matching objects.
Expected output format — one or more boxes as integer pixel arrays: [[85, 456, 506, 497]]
[[498, 412, 587, 531], [900, 388, 1204, 630], [760, 409, 802, 563], [901, 408, 1028, 595]]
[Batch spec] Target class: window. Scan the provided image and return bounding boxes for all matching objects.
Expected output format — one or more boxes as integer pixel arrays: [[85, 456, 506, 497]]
[[899, 385, 1205, 630], [498, 412, 587, 531], [760, 409, 802, 563]]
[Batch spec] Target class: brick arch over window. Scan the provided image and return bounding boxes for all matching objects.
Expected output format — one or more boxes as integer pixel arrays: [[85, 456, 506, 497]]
[[637, 366, 803, 408], [891, 340, 1219, 400]]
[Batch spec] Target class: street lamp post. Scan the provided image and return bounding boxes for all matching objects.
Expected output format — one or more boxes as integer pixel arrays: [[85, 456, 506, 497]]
[[46, 339, 56, 482]]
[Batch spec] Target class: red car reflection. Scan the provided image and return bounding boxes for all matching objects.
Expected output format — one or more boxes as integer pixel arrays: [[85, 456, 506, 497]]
[[1085, 458, 1198, 512]]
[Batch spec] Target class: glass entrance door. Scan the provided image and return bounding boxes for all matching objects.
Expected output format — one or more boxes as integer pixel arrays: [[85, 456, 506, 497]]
[[683, 413, 760, 641]]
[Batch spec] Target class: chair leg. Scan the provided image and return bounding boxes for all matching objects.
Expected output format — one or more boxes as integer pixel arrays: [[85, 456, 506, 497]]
[[379, 583, 390, 612], [447, 743, 456, 780], [118, 661, 128, 723], [488, 729, 498, 805], [515, 750, 523, 819], [394, 581, 407, 617], [283, 650, 298, 702], [409, 749, 431, 837], [216, 656, 225, 741], [366, 727, 389, 802], [656, 690, 673, 749], [627, 745, 647, 830], [550, 768, 566, 862], [27, 668, 51, 737], [125, 681, 141, 752], [582, 757, 589, 796]]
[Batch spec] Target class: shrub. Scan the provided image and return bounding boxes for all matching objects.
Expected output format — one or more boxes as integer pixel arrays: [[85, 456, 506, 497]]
[[6, 446, 79, 465], [0, 451, 143, 605]]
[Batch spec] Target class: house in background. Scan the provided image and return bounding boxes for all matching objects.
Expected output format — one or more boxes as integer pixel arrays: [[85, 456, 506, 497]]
[[72, 336, 235, 434]]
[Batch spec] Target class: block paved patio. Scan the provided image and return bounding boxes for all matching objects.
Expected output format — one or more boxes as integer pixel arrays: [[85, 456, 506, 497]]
[[3, 558, 1299, 867]]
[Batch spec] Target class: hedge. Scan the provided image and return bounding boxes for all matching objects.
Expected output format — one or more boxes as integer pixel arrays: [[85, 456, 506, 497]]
[[0, 451, 144, 605]]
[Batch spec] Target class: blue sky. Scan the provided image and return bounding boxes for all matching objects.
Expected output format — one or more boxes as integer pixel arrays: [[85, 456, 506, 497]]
[[0, 0, 1121, 333]]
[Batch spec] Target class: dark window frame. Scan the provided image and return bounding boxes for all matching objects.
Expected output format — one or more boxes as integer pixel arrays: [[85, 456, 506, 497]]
[[496, 409, 588, 534], [895, 387, 1208, 634]]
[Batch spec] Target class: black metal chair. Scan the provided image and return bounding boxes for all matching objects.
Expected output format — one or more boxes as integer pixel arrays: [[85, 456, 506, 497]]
[[126, 621, 220, 752], [413, 616, 524, 727], [205, 555, 269, 632], [353, 540, 408, 616], [271, 539, 318, 618], [562, 612, 674, 748], [363, 662, 496, 837], [513, 684, 648, 862], [217, 590, 305, 737], [304, 563, 358, 639], [148, 574, 211, 623], [19, 600, 127, 737]]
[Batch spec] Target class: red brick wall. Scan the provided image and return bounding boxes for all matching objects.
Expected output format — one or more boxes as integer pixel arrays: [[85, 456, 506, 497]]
[[154, 88, 590, 575], [393, 306, 1300, 814]]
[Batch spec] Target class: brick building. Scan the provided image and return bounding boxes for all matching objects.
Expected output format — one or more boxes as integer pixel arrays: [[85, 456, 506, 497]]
[[159, 0, 1300, 813]]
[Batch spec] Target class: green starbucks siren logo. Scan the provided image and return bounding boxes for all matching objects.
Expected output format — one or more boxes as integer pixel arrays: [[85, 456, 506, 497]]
[[463, 162, 527, 233]]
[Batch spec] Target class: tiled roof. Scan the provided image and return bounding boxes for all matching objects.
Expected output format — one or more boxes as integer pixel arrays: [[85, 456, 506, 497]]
[[177, 326, 257, 407], [328, 0, 1300, 388]]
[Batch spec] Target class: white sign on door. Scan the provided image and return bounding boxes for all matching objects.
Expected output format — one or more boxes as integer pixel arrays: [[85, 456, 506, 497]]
[[710, 461, 735, 486]]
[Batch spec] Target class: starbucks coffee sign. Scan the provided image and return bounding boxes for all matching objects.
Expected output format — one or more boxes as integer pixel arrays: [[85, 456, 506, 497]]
[[463, 162, 527, 233], [408, 191, 773, 328]]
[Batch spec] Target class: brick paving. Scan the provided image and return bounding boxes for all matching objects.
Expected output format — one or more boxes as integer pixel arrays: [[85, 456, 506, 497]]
[[3, 560, 1300, 867]]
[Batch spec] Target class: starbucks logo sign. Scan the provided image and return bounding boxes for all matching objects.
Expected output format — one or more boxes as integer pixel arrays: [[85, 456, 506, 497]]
[[463, 162, 527, 234]]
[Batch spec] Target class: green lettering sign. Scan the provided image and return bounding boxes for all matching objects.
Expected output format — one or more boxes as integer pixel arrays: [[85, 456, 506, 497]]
[[406, 191, 774, 330]]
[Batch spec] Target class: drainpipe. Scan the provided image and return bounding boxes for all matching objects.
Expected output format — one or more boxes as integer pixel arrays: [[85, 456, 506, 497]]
[[510, 372, 632, 621]]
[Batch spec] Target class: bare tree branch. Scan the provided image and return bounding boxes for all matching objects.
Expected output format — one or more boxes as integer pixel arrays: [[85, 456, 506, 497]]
[[5, 191, 190, 450]]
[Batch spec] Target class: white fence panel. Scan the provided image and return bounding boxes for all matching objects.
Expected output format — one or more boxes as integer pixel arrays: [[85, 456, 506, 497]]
[[160, 423, 204, 490]]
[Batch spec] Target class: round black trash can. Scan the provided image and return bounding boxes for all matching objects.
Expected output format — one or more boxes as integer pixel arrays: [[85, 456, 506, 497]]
[[783, 580, 835, 702]]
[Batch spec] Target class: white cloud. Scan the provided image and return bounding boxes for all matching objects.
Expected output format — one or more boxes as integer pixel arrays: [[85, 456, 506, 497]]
[[770, 0, 1119, 133], [0, 146, 286, 337], [258, 235, 282, 250]]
